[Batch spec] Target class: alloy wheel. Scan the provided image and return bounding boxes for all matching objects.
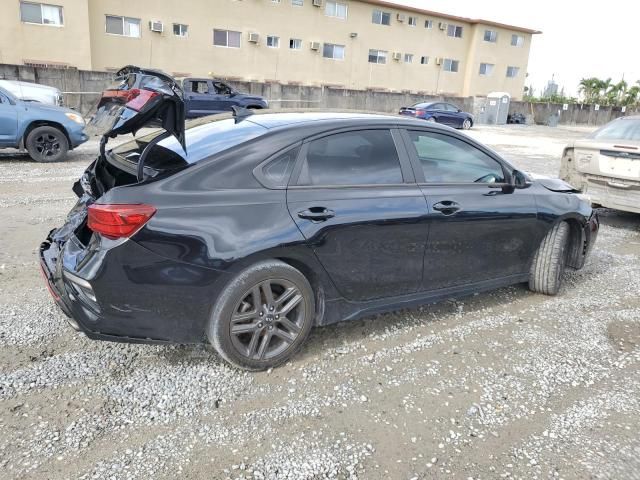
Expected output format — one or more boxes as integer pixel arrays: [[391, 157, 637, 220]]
[[34, 133, 61, 159], [463, 119, 471, 129], [230, 279, 306, 361]]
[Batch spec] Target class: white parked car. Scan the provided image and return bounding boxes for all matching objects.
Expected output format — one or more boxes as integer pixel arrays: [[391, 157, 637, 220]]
[[560, 116, 640, 214], [0, 79, 63, 106]]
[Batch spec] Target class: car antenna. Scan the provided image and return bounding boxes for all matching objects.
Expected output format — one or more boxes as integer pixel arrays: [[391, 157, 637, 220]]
[[231, 105, 254, 123]]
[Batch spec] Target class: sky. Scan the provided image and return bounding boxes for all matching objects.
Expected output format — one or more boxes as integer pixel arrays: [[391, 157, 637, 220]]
[[390, 0, 640, 97]]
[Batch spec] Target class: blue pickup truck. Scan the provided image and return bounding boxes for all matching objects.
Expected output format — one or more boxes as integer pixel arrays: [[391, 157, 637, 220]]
[[182, 78, 268, 118], [0, 85, 88, 162]]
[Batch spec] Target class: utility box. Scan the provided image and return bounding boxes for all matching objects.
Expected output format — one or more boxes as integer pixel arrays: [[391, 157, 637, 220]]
[[477, 92, 511, 125]]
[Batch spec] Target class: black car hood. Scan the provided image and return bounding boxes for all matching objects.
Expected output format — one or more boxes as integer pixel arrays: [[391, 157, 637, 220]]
[[529, 173, 580, 192]]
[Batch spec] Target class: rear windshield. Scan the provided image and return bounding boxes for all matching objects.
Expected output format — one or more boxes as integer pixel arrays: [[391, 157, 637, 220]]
[[590, 118, 640, 141], [411, 102, 433, 109], [111, 117, 268, 170]]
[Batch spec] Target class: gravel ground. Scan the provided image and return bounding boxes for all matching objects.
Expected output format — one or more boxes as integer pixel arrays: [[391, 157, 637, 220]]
[[1, 124, 639, 480]]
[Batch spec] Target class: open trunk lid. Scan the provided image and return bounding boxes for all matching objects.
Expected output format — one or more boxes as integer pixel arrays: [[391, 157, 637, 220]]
[[88, 65, 186, 152]]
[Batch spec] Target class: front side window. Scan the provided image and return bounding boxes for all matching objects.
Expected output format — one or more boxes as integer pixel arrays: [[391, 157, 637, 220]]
[[20, 2, 63, 26], [420, 56, 429, 65], [325, 1, 347, 19], [506, 66, 520, 78], [483, 30, 497, 42], [443, 58, 459, 72], [289, 38, 302, 49], [479, 63, 494, 76], [105, 15, 140, 37], [404, 53, 413, 63], [511, 34, 524, 47], [407, 131, 504, 184], [266, 35, 280, 48], [213, 29, 241, 48], [368, 49, 387, 64], [323, 43, 345, 60], [447, 24, 463, 38], [372, 9, 391, 25], [173, 23, 188, 37], [298, 130, 403, 186]]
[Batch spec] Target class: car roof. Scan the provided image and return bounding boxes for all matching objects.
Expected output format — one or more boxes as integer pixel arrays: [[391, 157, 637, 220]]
[[240, 110, 442, 130]]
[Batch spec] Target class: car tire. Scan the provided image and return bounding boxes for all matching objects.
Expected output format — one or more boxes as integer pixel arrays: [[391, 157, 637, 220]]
[[426, 117, 437, 123], [528, 221, 570, 296], [207, 260, 315, 370], [462, 119, 472, 130], [25, 126, 69, 163]]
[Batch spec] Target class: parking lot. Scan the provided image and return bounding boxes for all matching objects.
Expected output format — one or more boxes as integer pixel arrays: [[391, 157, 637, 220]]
[[1, 124, 639, 480]]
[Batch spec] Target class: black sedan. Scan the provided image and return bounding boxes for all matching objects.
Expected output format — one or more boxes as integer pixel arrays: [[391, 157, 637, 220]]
[[40, 68, 598, 370], [399, 101, 474, 129]]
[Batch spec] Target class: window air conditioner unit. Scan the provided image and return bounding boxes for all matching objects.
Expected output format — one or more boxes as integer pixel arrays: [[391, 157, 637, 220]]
[[248, 32, 260, 43], [397, 14, 406, 22], [392, 52, 402, 61], [149, 20, 163, 33], [438, 22, 447, 30], [435, 57, 443, 65], [310, 41, 321, 50], [312, 0, 323, 6]]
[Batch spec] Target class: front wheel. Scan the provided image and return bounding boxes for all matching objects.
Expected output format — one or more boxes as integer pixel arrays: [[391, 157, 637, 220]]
[[462, 119, 472, 130], [25, 126, 69, 162], [208, 260, 315, 370], [528, 222, 570, 295]]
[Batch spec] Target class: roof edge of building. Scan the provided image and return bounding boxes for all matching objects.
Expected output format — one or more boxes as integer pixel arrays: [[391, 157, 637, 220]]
[[366, 0, 542, 34]]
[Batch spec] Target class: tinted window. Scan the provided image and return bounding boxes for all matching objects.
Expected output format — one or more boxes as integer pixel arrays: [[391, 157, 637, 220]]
[[298, 130, 403, 186], [590, 118, 640, 141], [261, 146, 300, 187], [444, 104, 459, 112], [407, 131, 504, 183]]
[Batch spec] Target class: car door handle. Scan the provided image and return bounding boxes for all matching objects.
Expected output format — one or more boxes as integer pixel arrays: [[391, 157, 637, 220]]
[[432, 200, 461, 215], [297, 207, 335, 221]]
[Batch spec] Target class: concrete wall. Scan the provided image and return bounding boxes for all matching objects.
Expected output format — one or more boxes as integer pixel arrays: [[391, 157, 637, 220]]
[[509, 101, 640, 126]]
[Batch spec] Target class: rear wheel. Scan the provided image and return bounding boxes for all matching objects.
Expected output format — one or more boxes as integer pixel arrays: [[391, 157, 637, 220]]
[[208, 260, 315, 370], [528, 222, 570, 295], [25, 126, 69, 162], [426, 117, 437, 123]]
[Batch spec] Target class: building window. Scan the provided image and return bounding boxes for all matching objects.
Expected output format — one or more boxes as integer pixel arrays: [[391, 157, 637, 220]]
[[266, 35, 280, 48], [511, 34, 524, 47], [408, 16, 417, 26], [483, 30, 497, 42], [323, 43, 345, 60], [213, 29, 241, 48], [105, 15, 140, 37], [325, 1, 347, 19], [404, 53, 413, 63], [289, 38, 302, 49], [368, 49, 387, 64], [292, 0, 304, 5], [173, 23, 188, 37], [447, 24, 463, 38], [372, 10, 391, 25], [420, 56, 429, 65], [20, 2, 63, 26], [271, 0, 280, 3], [479, 63, 494, 76], [506, 66, 520, 78], [424, 19, 433, 29], [443, 58, 459, 72]]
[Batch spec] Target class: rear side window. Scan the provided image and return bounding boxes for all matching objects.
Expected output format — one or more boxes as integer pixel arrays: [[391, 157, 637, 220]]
[[260, 146, 300, 187], [407, 130, 504, 183], [297, 129, 403, 186]]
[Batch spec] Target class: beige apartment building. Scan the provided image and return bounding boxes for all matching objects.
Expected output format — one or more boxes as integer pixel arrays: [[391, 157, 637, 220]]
[[2, 0, 540, 99]]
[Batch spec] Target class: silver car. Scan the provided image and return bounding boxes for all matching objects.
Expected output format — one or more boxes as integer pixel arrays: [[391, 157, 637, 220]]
[[560, 116, 640, 214], [0, 79, 63, 106]]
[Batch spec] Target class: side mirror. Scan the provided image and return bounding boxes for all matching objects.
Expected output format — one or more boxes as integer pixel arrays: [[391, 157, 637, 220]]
[[512, 170, 532, 189]]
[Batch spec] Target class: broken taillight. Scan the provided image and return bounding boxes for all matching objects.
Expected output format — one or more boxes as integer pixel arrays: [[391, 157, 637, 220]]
[[102, 88, 159, 111], [87, 204, 156, 240]]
